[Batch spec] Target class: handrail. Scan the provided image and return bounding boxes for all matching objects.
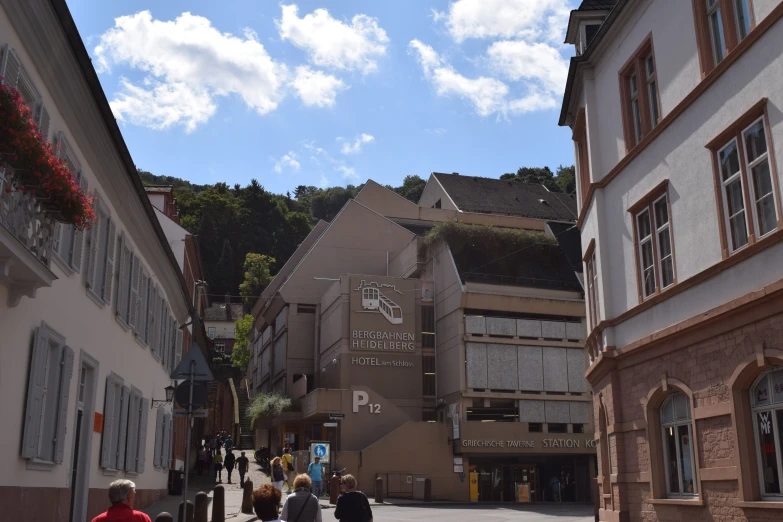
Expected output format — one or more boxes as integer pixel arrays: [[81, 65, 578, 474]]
[[228, 378, 240, 425]]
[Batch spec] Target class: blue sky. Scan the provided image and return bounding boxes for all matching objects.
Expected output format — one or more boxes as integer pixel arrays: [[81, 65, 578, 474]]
[[66, 0, 578, 194]]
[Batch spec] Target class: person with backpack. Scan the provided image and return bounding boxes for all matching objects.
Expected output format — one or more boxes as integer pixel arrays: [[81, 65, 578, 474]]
[[281, 474, 322, 522], [224, 450, 236, 484], [282, 448, 295, 492], [271, 457, 285, 493], [225, 435, 233, 453], [213, 450, 224, 483], [334, 475, 372, 522], [307, 456, 324, 499]]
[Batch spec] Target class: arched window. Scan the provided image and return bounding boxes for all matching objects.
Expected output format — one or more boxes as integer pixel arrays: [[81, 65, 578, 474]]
[[751, 369, 783, 497], [660, 392, 697, 497]]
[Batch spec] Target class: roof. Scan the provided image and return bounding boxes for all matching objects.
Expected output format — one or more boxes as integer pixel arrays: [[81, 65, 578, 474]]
[[546, 221, 583, 274], [145, 185, 174, 193], [578, 0, 617, 10], [432, 173, 577, 221], [203, 302, 245, 322]]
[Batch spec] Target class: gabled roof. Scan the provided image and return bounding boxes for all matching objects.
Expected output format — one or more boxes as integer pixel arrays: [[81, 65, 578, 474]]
[[432, 173, 577, 221], [203, 302, 245, 322], [145, 185, 174, 193], [578, 0, 617, 10]]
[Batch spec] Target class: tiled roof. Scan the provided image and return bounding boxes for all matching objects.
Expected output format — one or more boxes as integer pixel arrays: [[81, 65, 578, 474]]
[[203, 302, 245, 322], [578, 0, 617, 10], [432, 173, 577, 221], [144, 185, 174, 193]]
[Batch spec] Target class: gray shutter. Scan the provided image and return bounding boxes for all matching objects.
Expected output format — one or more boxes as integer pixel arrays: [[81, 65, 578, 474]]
[[100, 377, 117, 468], [162, 413, 172, 469], [116, 385, 130, 470], [86, 202, 101, 287], [52, 223, 62, 256], [137, 269, 149, 342], [168, 416, 174, 469], [175, 327, 183, 366], [21, 327, 51, 458], [53, 345, 74, 464], [147, 286, 156, 348], [137, 398, 149, 473], [116, 236, 129, 321], [153, 408, 164, 467], [169, 317, 177, 372], [159, 300, 168, 360], [0, 44, 21, 88], [70, 175, 89, 271], [34, 102, 50, 142], [124, 391, 139, 471], [102, 219, 116, 303], [129, 256, 141, 329]]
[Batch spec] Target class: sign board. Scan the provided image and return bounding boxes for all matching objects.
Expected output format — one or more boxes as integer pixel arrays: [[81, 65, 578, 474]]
[[175, 381, 207, 409], [323, 422, 338, 427], [170, 343, 214, 381], [174, 408, 208, 418], [94, 412, 104, 433], [454, 465, 464, 473], [329, 414, 345, 420], [310, 441, 330, 464], [453, 457, 463, 466]]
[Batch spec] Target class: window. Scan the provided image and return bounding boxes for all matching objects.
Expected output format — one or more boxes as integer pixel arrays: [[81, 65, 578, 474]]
[[466, 399, 518, 422], [548, 423, 568, 434], [208, 327, 216, 339], [434, 199, 442, 209], [52, 134, 88, 273], [421, 306, 435, 348], [297, 304, 316, 314], [584, 241, 600, 329], [423, 355, 436, 396], [573, 424, 585, 434], [100, 374, 129, 470], [153, 409, 173, 470], [750, 369, 783, 497], [86, 197, 116, 305], [124, 390, 150, 473], [573, 109, 590, 208], [660, 393, 697, 497], [1, 44, 51, 141], [21, 324, 74, 466], [528, 423, 543, 433], [620, 37, 661, 151], [423, 410, 437, 423], [215, 343, 225, 353], [710, 103, 780, 254], [694, 0, 754, 74], [634, 191, 675, 299]]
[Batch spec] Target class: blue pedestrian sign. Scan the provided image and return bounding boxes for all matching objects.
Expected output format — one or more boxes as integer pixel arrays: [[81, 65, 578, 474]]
[[310, 441, 331, 464], [314, 445, 327, 457]]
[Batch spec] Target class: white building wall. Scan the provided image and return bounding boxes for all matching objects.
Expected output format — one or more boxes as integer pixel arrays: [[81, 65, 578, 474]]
[[0, 4, 184, 497], [154, 207, 187, 270]]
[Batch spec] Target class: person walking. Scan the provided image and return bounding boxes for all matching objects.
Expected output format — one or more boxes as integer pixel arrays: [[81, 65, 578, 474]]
[[90, 479, 152, 522], [334, 475, 372, 522], [549, 475, 561, 502], [282, 448, 295, 492], [307, 456, 324, 499], [196, 446, 206, 477], [205, 448, 213, 473], [214, 451, 224, 483], [237, 451, 250, 487], [271, 457, 285, 493], [225, 435, 233, 453], [225, 450, 236, 484], [281, 474, 322, 522], [252, 484, 282, 522]]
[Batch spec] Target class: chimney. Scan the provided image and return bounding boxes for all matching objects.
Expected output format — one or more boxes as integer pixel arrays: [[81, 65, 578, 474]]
[[225, 293, 231, 321]]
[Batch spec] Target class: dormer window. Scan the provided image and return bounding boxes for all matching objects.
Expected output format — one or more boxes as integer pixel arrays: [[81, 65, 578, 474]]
[[578, 22, 603, 55]]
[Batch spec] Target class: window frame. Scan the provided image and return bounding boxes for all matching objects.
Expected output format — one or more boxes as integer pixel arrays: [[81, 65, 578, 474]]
[[749, 369, 783, 498], [660, 393, 698, 498], [692, 0, 755, 76], [619, 35, 662, 152], [707, 99, 782, 258], [583, 239, 600, 330], [573, 108, 591, 209], [629, 181, 677, 303]]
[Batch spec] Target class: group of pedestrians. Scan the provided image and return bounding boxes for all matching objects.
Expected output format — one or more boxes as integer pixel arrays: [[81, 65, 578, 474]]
[[195, 431, 249, 486]]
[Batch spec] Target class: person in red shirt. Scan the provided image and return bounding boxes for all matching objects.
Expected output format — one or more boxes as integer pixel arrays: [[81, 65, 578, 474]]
[[91, 479, 152, 522]]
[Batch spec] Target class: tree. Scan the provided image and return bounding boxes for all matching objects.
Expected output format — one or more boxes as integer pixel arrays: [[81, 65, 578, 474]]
[[501, 165, 576, 194], [214, 239, 236, 296], [555, 165, 576, 194], [231, 314, 254, 370], [394, 175, 426, 203], [239, 253, 276, 310]]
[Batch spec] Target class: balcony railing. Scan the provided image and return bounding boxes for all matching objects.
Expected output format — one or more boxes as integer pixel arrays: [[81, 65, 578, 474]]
[[0, 167, 58, 305]]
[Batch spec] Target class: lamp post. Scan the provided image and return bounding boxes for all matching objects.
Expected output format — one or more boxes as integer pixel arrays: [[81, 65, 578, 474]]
[[151, 385, 176, 408]]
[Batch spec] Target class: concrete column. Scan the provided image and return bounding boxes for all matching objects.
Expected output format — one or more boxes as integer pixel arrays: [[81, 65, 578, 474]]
[[242, 479, 255, 514], [155, 513, 173, 522], [375, 476, 384, 503], [213, 484, 225, 522], [194, 492, 209, 522], [177, 500, 193, 522]]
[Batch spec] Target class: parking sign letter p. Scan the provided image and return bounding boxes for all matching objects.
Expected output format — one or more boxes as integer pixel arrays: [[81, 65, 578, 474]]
[[353, 390, 369, 413]]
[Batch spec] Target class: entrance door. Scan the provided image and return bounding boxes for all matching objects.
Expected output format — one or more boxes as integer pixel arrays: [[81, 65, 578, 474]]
[[69, 355, 98, 522]]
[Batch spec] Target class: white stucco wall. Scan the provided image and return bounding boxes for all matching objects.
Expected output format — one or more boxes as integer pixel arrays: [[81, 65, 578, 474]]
[[154, 206, 187, 271], [576, 1, 783, 348], [0, 6, 185, 495]]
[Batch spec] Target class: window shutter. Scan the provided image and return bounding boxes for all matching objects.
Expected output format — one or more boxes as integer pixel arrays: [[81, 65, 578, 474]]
[[0, 44, 21, 88], [102, 219, 116, 303], [86, 202, 101, 288], [138, 269, 150, 342], [129, 255, 141, 329], [149, 287, 158, 354], [158, 300, 168, 361], [21, 327, 51, 459], [70, 175, 89, 272], [167, 415, 174, 469], [34, 102, 50, 142], [137, 398, 149, 473], [53, 345, 74, 464], [116, 236, 129, 321], [162, 412, 172, 469], [175, 327, 183, 366], [116, 385, 130, 470], [169, 316, 177, 372], [52, 223, 62, 256], [153, 408, 164, 467], [124, 391, 140, 471], [100, 377, 117, 468]]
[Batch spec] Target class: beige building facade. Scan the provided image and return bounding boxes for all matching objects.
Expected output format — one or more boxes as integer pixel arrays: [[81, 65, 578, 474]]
[[250, 176, 596, 502]]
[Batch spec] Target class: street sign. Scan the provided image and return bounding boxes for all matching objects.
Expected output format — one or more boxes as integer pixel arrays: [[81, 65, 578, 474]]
[[323, 422, 338, 427], [310, 441, 330, 464], [174, 408, 208, 418], [170, 343, 214, 381], [328, 414, 345, 420], [175, 381, 207, 409]]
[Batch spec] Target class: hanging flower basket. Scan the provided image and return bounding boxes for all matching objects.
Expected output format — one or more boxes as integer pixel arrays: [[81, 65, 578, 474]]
[[0, 79, 95, 229]]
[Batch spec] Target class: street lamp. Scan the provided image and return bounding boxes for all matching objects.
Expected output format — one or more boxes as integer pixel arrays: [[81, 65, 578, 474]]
[[152, 384, 176, 408]]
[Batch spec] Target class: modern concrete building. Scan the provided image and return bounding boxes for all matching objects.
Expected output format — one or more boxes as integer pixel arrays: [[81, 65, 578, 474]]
[[249, 175, 596, 502], [560, 0, 783, 520], [0, 1, 198, 520]]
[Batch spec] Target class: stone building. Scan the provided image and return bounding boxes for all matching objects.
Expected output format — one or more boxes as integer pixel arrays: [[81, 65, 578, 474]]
[[560, 0, 783, 520]]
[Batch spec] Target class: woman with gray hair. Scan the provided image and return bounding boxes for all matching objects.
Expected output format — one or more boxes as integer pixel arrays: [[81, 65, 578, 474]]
[[91, 479, 152, 522]]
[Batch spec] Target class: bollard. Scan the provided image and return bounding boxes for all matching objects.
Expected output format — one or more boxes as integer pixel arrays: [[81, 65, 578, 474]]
[[155, 513, 174, 522], [241, 479, 255, 514], [375, 476, 384, 504], [194, 491, 209, 522], [212, 484, 226, 522], [177, 500, 194, 522], [330, 475, 340, 505], [423, 478, 432, 502]]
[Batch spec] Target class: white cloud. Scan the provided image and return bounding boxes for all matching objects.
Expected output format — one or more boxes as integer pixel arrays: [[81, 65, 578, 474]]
[[487, 40, 569, 94], [340, 133, 375, 155], [425, 128, 447, 135], [319, 174, 329, 187], [95, 11, 289, 131], [335, 164, 358, 181], [430, 9, 447, 22], [292, 66, 347, 107], [442, 0, 569, 43], [278, 4, 389, 74], [274, 151, 301, 173]]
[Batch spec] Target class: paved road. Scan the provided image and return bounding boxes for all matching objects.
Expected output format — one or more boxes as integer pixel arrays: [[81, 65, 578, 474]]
[[368, 505, 594, 522]]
